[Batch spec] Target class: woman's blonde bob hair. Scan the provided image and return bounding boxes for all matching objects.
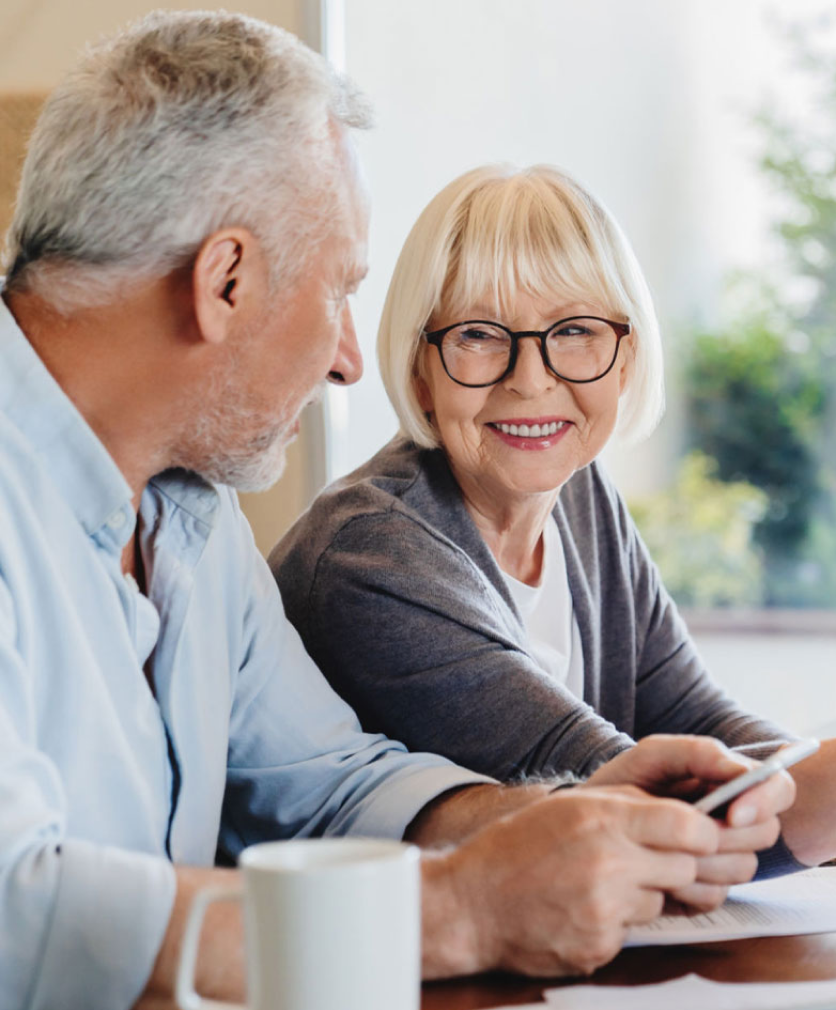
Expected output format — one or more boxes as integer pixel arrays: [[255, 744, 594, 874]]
[[378, 164, 664, 448]]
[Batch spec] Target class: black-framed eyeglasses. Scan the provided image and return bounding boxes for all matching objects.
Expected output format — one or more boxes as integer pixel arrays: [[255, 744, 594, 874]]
[[422, 316, 631, 388]]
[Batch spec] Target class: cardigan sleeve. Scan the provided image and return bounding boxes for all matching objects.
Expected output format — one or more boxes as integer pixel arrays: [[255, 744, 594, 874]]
[[590, 468, 793, 752], [274, 507, 634, 781]]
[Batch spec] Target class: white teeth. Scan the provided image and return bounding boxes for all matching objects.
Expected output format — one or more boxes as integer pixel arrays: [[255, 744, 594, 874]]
[[493, 421, 566, 437]]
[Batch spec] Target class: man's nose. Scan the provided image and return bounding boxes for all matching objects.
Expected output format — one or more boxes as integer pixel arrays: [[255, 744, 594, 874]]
[[328, 303, 364, 386]]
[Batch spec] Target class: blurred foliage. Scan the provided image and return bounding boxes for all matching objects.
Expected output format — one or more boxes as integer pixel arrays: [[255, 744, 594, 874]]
[[630, 452, 767, 608], [684, 315, 829, 603], [665, 21, 836, 608]]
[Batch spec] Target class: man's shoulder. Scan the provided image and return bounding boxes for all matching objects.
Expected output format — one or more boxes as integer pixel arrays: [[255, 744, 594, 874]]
[[0, 411, 57, 525]]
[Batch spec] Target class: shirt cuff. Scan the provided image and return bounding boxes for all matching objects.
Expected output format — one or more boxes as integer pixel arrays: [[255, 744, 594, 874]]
[[28, 838, 176, 1010], [326, 760, 496, 840]]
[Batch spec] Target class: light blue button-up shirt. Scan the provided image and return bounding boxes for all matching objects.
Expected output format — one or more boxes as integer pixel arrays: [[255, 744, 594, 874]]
[[0, 296, 488, 1010]]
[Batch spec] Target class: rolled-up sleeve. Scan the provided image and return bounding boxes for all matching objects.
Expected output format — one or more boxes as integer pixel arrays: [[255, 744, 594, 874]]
[[26, 841, 175, 1010], [0, 583, 175, 1010]]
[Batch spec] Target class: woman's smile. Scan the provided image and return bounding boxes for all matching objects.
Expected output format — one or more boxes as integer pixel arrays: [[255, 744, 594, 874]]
[[486, 416, 573, 450]]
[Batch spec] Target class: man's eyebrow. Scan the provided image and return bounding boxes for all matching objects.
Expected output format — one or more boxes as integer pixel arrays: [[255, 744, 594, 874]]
[[347, 265, 369, 289]]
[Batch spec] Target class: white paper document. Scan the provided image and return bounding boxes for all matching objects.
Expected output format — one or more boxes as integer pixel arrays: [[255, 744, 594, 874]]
[[486, 974, 836, 1010], [542, 973, 836, 1010], [627, 866, 836, 946]]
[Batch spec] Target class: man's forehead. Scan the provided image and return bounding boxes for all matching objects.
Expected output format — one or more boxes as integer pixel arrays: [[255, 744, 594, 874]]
[[334, 234, 368, 286], [336, 178, 370, 281], [333, 127, 371, 221]]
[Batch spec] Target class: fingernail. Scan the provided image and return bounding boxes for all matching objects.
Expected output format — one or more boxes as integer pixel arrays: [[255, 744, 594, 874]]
[[731, 805, 756, 827]]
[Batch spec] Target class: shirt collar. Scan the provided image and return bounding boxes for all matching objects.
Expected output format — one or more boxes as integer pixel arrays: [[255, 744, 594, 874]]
[[0, 293, 219, 540]]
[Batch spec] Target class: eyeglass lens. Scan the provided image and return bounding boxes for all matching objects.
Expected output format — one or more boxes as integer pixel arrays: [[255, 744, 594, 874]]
[[439, 318, 619, 385]]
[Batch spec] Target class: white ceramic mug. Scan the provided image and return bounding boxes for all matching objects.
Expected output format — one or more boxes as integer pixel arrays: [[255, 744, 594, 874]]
[[176, 837, 421, 1010]]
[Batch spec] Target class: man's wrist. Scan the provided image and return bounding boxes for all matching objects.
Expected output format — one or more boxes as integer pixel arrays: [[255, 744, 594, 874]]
[[406, 781, 550, 847], [419, 847, 487, 979]]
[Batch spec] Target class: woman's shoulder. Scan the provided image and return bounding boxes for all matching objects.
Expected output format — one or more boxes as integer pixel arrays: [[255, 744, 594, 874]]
[[268, 436, 466, 580], [311, 434, 457, 527]]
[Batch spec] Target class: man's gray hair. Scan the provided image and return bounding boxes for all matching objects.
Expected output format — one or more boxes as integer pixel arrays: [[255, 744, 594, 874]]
[[3, 9, 372, 311]]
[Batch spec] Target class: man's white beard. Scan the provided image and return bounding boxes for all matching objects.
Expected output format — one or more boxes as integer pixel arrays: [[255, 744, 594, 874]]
[[199, 420, 290, 492], [181, 362, 297, 492]]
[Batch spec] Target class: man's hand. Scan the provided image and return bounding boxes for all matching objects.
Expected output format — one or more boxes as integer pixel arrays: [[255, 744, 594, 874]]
[[420, 785, 718, 979], [585, 735, 795, 910]]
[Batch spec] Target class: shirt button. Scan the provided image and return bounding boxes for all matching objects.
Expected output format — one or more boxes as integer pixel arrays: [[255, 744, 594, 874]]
[[107, 510, 126, 530]]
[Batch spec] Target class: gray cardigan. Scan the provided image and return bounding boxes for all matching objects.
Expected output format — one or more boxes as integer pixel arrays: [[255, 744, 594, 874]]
[[271, 437, 790, 780]]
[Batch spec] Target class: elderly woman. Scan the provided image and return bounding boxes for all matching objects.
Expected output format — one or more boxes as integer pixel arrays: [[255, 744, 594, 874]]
[[271, 164, 831, 871]]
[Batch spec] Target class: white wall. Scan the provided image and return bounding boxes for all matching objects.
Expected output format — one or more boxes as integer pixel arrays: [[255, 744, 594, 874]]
[[0, 0, 304, 87], [332, 0, 834, 494], [693, 630, 836, 737]]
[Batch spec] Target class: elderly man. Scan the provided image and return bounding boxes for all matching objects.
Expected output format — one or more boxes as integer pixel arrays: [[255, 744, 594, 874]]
[[0, 10, 790, 1010]]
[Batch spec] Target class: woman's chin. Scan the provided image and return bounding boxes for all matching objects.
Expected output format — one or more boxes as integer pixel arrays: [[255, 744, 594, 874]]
[[479, 464, 576, 502]]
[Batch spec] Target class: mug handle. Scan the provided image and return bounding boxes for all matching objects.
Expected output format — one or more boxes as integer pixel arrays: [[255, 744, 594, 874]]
[[176, 885, 246, 1010]]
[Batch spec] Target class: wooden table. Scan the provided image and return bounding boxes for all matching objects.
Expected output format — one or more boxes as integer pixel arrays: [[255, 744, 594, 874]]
[[421, 932, 836, 1008]]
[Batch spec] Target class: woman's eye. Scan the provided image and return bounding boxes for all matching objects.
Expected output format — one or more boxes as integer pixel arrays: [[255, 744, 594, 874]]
[[554, 324, 590, 337]]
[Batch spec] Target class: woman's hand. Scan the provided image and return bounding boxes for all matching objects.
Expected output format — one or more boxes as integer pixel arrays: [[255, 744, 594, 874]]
[[584, 735, 796, 909]]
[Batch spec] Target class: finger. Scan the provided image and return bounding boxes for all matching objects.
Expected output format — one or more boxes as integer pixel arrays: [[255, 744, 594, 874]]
[[717, 816, 781, 853], [624, 796, 719, 856], [624, 886, 665, 925], [694, 851, 758, 886], [664, 776, 705, 801], [633, 848, 700, 892], [727, 769, 796, 827], [630, 735, 753, 789], [669, 881, 729, 912]]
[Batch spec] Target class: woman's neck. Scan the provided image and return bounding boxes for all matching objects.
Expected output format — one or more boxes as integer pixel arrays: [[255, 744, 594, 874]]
[[458, 481, 559, 586]]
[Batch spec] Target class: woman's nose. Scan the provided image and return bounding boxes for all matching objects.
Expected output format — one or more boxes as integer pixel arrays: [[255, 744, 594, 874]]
[[504, 336, 557, 396]]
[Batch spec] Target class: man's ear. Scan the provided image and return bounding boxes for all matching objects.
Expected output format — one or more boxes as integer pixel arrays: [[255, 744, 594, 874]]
[[192, 229, 263, 345]]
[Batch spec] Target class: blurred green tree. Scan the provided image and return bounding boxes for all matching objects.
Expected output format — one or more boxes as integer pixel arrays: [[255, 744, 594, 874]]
[[630, 452, 767, 608], [677, 24, 836, 607], [684, 316, 828, 603]]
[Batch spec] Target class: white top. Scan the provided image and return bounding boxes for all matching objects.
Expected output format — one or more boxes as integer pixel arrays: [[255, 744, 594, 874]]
[[502, 516, 585, 698]]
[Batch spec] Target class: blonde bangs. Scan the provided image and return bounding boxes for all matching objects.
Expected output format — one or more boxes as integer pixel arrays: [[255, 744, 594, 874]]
[[438, 169, 632, 325]]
